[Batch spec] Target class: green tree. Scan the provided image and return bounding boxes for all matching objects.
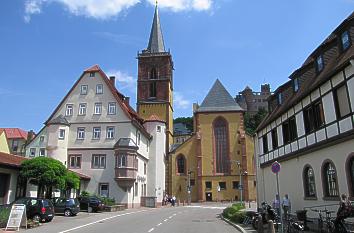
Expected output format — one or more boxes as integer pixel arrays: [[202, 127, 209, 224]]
[[64, 171, 80, 197], [244, 108, 268, 135], [20, 157, 68, 198]]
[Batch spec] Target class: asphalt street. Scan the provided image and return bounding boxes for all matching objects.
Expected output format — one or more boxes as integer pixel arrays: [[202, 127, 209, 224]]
[[21, 204, 240, 233]]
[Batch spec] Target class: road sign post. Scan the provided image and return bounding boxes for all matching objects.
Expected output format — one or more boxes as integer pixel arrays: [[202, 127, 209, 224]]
[[272, 161, 283, 233]]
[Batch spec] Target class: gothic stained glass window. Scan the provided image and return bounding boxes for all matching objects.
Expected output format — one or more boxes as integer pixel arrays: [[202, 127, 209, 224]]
[[177, 155, 185, 174], [323, 162, 339, 197], [303, 166, 316, 197], [214, 117, 229, 174]]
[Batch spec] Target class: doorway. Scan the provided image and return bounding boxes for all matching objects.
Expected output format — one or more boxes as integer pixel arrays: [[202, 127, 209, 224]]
[[205, 192, 212, 201], [0, 173, 10, 205]]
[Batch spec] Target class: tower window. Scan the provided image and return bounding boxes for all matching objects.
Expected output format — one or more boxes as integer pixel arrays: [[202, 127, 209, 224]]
[[150, 68, 157, 79], [150, 82, 157, 98]]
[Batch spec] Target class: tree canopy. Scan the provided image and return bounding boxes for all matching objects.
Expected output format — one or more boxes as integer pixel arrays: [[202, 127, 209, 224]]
[[174, 117, 193, 132], [20, 157, 80, 198], [244, 108, 268, 135]]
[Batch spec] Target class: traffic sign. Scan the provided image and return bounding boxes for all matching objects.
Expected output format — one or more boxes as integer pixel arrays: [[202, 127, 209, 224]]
[[271, 161, 281, 174]]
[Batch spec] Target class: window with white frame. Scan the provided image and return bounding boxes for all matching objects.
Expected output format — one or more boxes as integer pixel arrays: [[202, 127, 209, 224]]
[[39, 148, 45, 156], [94, 103, 102, 115], [30, 148, 36, 157], [80, 85, 88, 95], [106, 127, 115, 139], [39, 136, 44, 142], [99, 183, 109, 197], [59, 129, 65, 139], [78, 103, 87, 115], [77, 128, 85, 140], [89, 72, 95, 77], [96, 84, 103, 94], [108, 102, 116, 115], [65, 104, 73, 116], [93, 127, 101, 139], [157, 126, 161, 132], [117, 154, 127, 167], [92, 154, 106, 169], [69, 155, 81, 169]]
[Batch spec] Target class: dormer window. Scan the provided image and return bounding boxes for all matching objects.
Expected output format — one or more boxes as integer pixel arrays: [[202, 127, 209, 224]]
[[316, 55, 324, 72], [293, 78, 299, 92], [341, 31, 350, 51], [277, 92, 283, 105]]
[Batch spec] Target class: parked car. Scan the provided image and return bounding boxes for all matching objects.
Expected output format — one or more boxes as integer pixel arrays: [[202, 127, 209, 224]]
[[52, 197, 80, 216], [13, 197, 54, 222], [77, 196, 104, 212]]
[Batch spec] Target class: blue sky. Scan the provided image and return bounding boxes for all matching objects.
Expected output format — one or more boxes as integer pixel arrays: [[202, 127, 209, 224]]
[[0, 0, 353, 132]]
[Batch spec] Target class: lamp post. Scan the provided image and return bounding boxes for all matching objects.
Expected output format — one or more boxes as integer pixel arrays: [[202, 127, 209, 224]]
[[235, 161, 247, 204], [187, 170, 193, 205]]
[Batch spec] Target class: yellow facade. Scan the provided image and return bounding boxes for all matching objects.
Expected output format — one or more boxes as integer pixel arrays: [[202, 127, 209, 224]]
[[169, 111, 256, 202], [0, 131, 10, 154]]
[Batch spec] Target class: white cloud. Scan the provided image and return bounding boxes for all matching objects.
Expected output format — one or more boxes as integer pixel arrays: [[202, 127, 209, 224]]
[[24, 0, 213, 22], [174, 92, 190, 109], [107, 70, 136, 94]]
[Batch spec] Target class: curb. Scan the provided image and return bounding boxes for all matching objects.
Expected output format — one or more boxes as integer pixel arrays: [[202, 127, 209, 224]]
[[221, 215, 248, 233]]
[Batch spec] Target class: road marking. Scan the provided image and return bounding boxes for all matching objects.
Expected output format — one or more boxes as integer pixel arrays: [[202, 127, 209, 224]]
[[148, 228, 154, 232], [59, 210, 147, 233], [173, 213, 177, 216], [157, 222, 162, 226], [164, 219, 168, 222], [169, 216, 173, 219], [184, 206, 225, 210]]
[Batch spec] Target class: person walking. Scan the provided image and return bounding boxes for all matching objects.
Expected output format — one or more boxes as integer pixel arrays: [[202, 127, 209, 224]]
[[272, 194, 281, 218], [282, 194, 291, 220], [335, 193, 351, 231]]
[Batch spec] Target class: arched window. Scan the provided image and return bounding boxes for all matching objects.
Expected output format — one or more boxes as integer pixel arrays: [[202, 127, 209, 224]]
[[213, 117, 229, 174], [176, 155, 186, 175], [322, 161, 339, 197], [346, 155, 354, 197], [303, 165, 316, 198], [150, 68, 157, 80]]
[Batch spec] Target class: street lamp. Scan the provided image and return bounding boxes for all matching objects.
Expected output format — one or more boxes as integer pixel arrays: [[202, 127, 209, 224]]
[[234, 161, 247, 204], [187, 170, 193, 205]]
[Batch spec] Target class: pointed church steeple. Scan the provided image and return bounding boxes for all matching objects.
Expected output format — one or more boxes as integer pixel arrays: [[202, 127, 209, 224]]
[[147, 3, 165, 53]]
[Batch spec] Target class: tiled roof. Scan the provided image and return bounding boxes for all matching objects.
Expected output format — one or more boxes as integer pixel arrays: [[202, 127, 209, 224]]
[[145, 114, 166, 123], [0, 152, 27, 168], [257, 11, 354, 131], [197, 79, 244, 113], [69, 170, 91, 180], [0, 128, 28, 139]]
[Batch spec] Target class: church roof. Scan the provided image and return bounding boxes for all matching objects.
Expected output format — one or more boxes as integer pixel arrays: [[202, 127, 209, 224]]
[[197, 79, 244, 113], [147, 5, 165, 53]]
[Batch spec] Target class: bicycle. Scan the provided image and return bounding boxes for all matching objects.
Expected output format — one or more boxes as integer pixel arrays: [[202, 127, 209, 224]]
[[310, 208, 350, 233], [284, 213, 305, 233]]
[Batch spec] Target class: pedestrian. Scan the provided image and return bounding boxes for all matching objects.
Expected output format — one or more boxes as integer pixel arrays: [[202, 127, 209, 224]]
[[282, 194, 291, 220], [172, 195, 176, 207], [335, 193, 352, 231], [272, 194, 280, 218], [164, 194, 169, 206]]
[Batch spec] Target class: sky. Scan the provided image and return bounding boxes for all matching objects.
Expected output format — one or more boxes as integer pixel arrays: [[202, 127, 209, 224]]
[[0, 0, 353, 132]]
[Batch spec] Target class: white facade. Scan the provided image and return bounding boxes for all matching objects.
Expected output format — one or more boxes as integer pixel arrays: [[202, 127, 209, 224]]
[[25, 66, 166, 207], [256, 17, 354, 215]]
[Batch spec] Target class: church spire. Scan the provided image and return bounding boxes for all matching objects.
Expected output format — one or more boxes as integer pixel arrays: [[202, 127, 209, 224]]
[[147, 3, 165, 53]]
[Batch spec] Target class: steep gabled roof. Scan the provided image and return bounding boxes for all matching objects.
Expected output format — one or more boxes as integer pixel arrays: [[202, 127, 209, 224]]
[[0, 128, 28, 140], [147, 5, 165, 53], [197, 79, 244, 113], [44, 65, 150, 137]]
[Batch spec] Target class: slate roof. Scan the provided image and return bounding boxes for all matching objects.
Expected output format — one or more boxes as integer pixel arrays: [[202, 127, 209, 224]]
[[0, 151, 27, 168], [0, 128, 28, 140], [147, 5, 165, 53], [173, 123, 191, 135], [114, 138, 138, 149], [197, 79, 244, 113], [47, 115, 70, 126]]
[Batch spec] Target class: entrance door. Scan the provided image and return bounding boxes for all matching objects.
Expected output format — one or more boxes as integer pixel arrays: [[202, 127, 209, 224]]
[[205, 192, 212, 201], [0, 173, 10, 205]]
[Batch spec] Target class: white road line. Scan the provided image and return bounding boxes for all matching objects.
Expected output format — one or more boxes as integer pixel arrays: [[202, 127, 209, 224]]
[[148, 228, 154, 232], [58, 210, 147, 233], [168, 216, 173, 219], [164, 219, 168, 222], [173, 213, 177, 216], [157, 223, 162, 226]]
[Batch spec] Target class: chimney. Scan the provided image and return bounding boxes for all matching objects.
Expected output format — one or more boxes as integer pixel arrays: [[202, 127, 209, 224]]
[[109, 76, 116, 87], [124, 97, 130, 105], [26, 130, 35, 143]]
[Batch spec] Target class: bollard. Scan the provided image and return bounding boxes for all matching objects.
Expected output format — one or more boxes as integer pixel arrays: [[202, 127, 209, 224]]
[[257, 214, 264, 233], [267, 220, 275, 233]]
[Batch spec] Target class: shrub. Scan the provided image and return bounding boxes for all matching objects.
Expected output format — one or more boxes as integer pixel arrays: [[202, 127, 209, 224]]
[[232, 203, 245, 211], [81, 191, 90, 197], [0, 207, 10, 228], [97, 196, 115, 206], [222, 207, 238, 219], [230, 211, 246, 223]]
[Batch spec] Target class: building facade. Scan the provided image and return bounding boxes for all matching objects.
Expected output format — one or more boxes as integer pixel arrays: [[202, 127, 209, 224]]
[[235, 84, 271, 116], [0, 128, 33, 156], [0, 130, 10, 154], [255, 12, 354, 215], [169, 79, 256, 202], [173, 123, 192, 145]]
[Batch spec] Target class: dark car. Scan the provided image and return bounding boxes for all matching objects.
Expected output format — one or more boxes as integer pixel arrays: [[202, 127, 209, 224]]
[[13, 197, 54, 222], [52, 197, 80, 216], [78, 196, 104, 212]]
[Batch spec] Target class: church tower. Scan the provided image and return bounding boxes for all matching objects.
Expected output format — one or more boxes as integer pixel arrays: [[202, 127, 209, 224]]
[[137, 4, 174, 150]]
